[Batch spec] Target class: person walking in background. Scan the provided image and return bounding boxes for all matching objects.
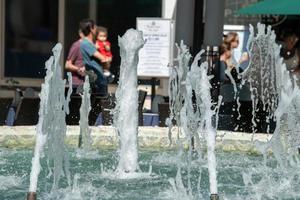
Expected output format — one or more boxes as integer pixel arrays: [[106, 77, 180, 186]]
[[65, 29, 86, 93], [79, 19, 110, 96], [280, 31, 300, 75], [223, 32, 239, 66], [96, 26, 114, 82], [219, 42, 239, 83], [223, 32, 249, 72]]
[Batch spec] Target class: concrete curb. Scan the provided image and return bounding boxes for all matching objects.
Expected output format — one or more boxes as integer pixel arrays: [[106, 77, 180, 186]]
[[0, 126, 271, 153]]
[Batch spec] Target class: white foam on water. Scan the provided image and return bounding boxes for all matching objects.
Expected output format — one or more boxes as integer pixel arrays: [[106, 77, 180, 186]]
[[0, 175, 23, 190], [151, 152, 180, 165], [159, 169, 201, 200], [100, 168, 157, 180], [41, 180, 115, 200], [0, 150, 6, 165], [75, 149, 101, 160], [151, 152, 206, 169]]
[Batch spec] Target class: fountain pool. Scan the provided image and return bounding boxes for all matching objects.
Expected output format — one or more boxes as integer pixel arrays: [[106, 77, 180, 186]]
[[2, 148, 299, 200], [1, 24, 300, 200]]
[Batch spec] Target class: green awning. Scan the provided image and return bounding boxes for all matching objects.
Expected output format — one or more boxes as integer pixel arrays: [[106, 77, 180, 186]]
[[238, 0, 300, 15]]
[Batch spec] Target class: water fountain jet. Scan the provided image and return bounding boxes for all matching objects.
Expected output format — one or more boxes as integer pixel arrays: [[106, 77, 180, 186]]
[[27, 43, 72, 198], [78, 76, 92, 149], [113, 29, 145, 174], [168, 41, 219, 199]]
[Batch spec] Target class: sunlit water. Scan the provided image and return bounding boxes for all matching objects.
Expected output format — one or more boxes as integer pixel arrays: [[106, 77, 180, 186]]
[[164, 23, 300, 199], [8, 25, 299, 199], [2, 148, 298, 200]]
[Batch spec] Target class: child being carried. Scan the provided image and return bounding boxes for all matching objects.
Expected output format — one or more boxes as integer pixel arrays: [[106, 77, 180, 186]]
[[96, 26, 114, 82]]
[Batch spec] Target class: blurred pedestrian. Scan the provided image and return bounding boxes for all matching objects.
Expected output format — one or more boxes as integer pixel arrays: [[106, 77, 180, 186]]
[[219, 42, 238, 83], [65, 29, 85, 93], [79, 19, 110, 96], [223, 32, 249, 71], [280, 31, 300, 74]]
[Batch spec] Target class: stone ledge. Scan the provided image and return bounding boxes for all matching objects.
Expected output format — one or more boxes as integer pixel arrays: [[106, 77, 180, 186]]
[[0, 126, 271, 153]]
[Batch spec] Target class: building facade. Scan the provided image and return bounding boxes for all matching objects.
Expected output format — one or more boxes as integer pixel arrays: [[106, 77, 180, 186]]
[[0, 0, 258, 93]]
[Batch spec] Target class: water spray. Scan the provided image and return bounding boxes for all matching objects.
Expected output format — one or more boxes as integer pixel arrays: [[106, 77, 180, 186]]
[[202, 0, 225, 196], [113, 29, 145, 173], [27, 43, 72, 197]]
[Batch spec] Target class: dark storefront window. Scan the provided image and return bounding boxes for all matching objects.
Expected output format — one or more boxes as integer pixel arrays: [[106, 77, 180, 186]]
[[63, 0, 161, 81], [4, 0, 58, 78], [96, 0, 162, 78], [64, 0, 90, 61]]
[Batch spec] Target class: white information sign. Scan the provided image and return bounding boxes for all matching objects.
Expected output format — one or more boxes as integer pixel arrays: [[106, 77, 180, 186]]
[[137, 18, 173, 77]]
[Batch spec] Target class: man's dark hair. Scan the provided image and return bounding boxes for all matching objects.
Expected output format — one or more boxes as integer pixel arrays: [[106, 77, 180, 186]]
[[79, 19, 95, 36]]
